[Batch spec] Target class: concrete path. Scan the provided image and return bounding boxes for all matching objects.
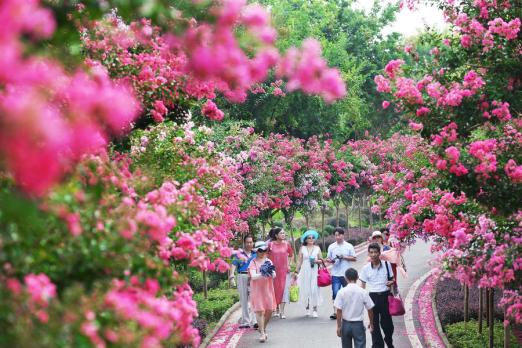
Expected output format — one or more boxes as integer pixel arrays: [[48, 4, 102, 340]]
[[209, 240, 436, 348]]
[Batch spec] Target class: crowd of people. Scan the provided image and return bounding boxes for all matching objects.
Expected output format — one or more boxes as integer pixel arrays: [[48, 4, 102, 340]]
[[228, 227, 406, 347]]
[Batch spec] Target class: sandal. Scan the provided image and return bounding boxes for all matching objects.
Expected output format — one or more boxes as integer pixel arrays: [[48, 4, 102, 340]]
[[280, 313, 287, 319], [259, 333, 266, 343]]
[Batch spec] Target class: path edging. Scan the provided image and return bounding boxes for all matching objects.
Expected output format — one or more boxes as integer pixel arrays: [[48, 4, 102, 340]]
[[431, 279, 453, 348], [198, 301, 241, 348]]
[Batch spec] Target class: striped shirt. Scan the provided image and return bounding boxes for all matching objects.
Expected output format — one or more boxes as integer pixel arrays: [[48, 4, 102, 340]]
[[359, 260, 392, 292]]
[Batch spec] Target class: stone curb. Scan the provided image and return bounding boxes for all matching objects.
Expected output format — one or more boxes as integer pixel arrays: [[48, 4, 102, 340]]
[[198, 301, 241, 348], [431, 279, 453, 348]]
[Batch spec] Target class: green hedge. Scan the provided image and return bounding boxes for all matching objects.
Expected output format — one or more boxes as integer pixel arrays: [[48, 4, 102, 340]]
[[446, 320, 520, 348], [194, 288, 239, 323]]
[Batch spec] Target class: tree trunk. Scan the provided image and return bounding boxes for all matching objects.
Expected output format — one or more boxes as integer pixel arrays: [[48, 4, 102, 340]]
[[358, 193, 362, 236], [335, 199, 340, 227], [262, 222, 266, 241], [368, 197, 373, 230], [305, 214, 310, 229], [321, 207, 326, 251], [203, 270, 208, 299], [379, 213, 382, 229], [288, 217, 297, 264], [464, 284, 470, 322], [489, 288, 494, 348], [504, 303, 511, 348], [479, 288, 484, 334], [486, 289, 490, 328]]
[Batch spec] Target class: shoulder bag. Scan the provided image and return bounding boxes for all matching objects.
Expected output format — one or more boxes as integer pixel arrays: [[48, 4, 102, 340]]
[[385, 261, 405, 316], [317, 260, 332, 287]]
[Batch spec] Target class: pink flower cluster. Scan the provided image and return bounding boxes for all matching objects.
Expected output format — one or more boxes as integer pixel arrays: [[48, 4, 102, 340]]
[[277, 38, 346, 103], [0, 0, 139, 196]]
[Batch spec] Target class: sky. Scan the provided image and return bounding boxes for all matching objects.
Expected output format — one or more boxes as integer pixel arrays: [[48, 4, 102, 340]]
[[354, 0, 448, 37]]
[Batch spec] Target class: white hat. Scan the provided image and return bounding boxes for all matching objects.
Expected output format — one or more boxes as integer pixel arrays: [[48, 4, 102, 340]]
[[371, 231, 384, 239], [254, 241, 268, 251]]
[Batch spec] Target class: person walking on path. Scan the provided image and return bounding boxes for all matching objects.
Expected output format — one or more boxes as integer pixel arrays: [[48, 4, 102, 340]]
[[267, 227, 294, 319], [326, 227, 356, 320], [360, 242, 396, 348], [248, 241, 277, 343], [292, 230, 323, 318], [335, 268, 375, 348], [229, 234, 258, 329]]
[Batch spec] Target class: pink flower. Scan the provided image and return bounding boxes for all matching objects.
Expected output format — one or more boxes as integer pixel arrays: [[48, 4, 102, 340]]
[[382, 101, 390, 109], [201, 100, 225, 121], [24, 274, 56, 307], [409, 121, 424, 131]]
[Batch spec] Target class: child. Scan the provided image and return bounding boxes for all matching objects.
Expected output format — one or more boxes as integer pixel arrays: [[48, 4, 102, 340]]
[[334, 268, 374, 348]]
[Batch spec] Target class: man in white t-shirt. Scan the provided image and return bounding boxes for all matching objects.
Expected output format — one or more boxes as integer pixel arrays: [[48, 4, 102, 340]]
[[326, 227, 356, 319], [334, 268, 374, 348]]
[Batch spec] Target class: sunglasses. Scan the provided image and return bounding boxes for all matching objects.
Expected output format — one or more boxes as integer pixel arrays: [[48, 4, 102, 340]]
[[306, 236, 315, 239], [257, 249, 267, 252]]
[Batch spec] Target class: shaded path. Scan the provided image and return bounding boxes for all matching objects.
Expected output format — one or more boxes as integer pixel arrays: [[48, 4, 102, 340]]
[[210, 240, 436, 348]]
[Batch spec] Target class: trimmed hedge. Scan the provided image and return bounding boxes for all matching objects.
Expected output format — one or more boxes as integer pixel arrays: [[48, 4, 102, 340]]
[[194, 288, 239, 324], [446, 320, 520, 348], [435, 278, 503, 330]]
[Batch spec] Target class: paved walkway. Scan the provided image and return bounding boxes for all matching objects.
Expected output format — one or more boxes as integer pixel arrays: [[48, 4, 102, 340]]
[[209, 240, 436, 348]]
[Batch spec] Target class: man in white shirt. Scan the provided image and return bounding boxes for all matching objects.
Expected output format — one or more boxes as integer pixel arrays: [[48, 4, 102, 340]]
[[334, 268, 374, 348], [360, 243, 396, 348], [326, 227, 356, 319]]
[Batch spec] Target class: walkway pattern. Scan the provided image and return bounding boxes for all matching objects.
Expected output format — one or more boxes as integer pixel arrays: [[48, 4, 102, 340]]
[[208, 241, 437, 348]]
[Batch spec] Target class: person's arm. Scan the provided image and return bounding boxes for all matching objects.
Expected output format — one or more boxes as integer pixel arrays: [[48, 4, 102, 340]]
[[344, 245, 356, 262], [359, 266, 368, 289], [360, 281, 366, 289], [336, 308, 343, 337], [367, 308, 374, 333], [287, 242, 294, 271], [250, 267, 263, 280], [292, 248, 303, 279], [326, 245, 333, 263], [229, 263, 237, 281]]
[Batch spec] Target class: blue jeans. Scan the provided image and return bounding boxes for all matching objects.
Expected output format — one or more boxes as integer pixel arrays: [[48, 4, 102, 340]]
[[332, 276, 348, 300]]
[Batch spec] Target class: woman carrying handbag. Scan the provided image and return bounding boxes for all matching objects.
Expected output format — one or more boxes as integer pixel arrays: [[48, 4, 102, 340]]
[[292, 230, 324, 318]]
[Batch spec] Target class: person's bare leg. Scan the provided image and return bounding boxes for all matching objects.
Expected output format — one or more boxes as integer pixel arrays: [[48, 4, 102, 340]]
[[280, 302, 286, 316], [256, 312, 265, 334], [263, 310, 273, 330]]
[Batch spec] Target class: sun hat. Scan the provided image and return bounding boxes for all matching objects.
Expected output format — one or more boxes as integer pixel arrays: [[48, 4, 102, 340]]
[[254, 241, 269, 252], [300, 230, 319, 243], [367, 231, 387, 243]]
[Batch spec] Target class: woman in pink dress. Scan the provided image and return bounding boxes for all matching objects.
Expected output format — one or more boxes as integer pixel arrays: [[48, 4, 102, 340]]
[[248, 241, 277, 343], [267, 227, 294, 319]]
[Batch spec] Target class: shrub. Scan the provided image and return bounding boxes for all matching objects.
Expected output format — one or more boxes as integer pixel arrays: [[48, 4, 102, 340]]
[[298, 225, 309, 233], [191, 319, 208, 339], [194, 288, 239, 323], [446, 320, 520, 348], [273, 221, 284, 228], [324, 225, 335, 235], [326, 217, 347, 229], [188, 270, 229, 293], [436, 279, 503, 330]]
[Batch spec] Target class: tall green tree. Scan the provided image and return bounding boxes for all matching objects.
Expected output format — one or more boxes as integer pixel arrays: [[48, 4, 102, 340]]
[[216, 0, 408, 141]]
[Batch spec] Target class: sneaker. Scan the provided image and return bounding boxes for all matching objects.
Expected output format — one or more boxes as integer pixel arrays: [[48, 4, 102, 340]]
[[239, 324, 250, 329], [305, 309, 310, 316], [312, 310, 318, 318], [253, 323, 259, 329], [330, 313, 337, 320]]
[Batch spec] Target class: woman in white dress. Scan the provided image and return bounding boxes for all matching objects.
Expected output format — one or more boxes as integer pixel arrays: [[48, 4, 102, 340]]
[[292, 230, 323, 318]]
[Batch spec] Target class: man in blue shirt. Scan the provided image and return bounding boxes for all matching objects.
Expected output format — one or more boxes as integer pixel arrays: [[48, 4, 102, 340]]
[[229, 235, 258, 328], [326, 227, 356, 319]]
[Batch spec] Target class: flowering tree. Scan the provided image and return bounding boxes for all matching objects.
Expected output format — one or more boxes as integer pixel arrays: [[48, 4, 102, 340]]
[[376, 0, 522, 324]]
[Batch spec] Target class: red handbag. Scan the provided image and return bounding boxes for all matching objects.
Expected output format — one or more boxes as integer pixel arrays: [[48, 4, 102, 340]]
[[384, 261, 405, 316], [317, 261, 332, 287]]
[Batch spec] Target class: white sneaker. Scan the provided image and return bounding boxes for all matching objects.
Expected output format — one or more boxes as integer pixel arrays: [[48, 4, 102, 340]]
[[305, 308, 310, 316], [312, 310, 318, 318]]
